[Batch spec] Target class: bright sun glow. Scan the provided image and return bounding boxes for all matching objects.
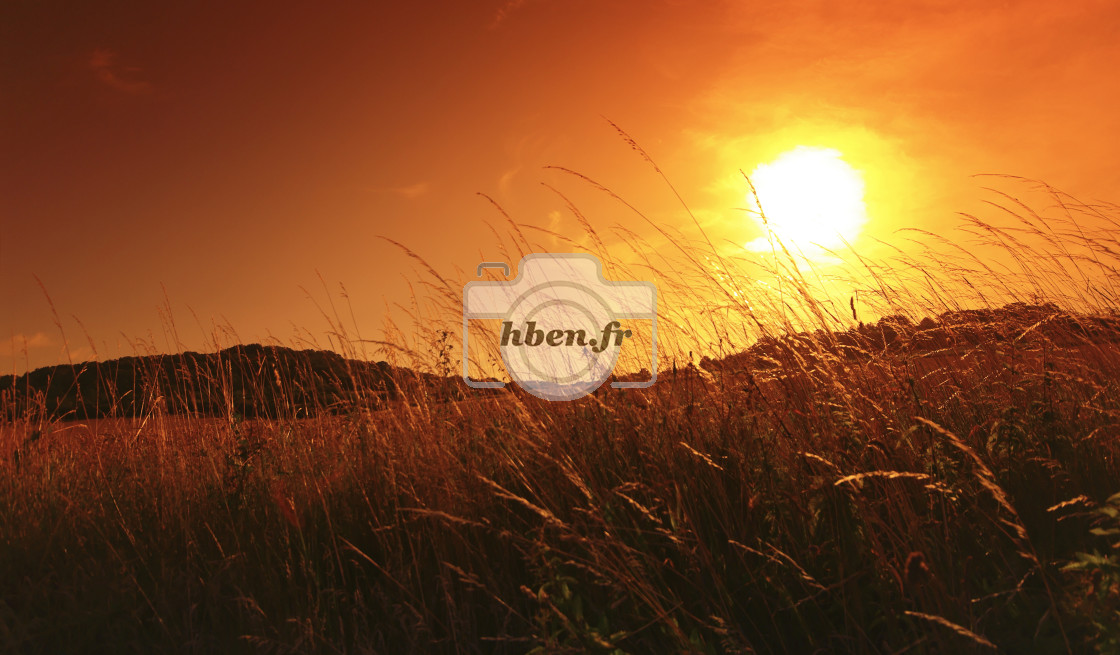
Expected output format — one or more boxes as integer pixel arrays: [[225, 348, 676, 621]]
[[745, 146, 867, 255]]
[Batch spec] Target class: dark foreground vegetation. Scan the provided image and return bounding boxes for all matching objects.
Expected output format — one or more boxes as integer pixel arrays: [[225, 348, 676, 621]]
[[2, 303, 1119, 654]]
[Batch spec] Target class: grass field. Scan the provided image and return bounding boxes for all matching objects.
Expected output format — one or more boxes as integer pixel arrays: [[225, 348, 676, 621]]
[[3, 180, 1120, 653]]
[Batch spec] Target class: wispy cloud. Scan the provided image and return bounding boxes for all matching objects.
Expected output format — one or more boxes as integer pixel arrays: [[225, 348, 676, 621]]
[[2, 332, 52, 352], [88, 48, 152, 94], [65, 346, 95, 364], [490, 0, 532, 29], [497, 166, 521, 201]]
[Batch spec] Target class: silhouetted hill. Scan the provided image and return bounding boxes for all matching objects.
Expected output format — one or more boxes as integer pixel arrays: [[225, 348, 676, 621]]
[[9, 304, 1119, 420], [699, 302, 1120, 373], [0, 345, 442, 420]]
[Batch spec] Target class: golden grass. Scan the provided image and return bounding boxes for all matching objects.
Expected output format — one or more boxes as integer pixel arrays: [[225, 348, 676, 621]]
[[2, 162, 1120, 653]]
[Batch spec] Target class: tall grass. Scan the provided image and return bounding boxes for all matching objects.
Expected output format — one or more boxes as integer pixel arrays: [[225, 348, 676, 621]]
[[2, 150, 1120, 653]]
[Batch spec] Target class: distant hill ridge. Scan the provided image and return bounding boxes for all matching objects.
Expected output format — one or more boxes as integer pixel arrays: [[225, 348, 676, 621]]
[[6, 303, 1119, 420], [700, 302, 1120, 372], [0, 344, 426, 421]]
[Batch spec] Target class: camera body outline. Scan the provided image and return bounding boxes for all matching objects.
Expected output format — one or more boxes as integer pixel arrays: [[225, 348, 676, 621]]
[[463, 253, 657, 401]]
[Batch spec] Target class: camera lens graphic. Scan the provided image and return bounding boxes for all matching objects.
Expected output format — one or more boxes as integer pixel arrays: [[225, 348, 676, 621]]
[[463, 253, 656, 401], [500, 281, 620, 401]]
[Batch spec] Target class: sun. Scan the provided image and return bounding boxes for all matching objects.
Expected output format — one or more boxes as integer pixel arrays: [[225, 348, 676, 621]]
[[745, 146, 868, 255]]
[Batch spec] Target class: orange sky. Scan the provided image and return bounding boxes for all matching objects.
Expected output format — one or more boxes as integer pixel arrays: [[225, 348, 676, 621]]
[[3, 0, 1119, 372]]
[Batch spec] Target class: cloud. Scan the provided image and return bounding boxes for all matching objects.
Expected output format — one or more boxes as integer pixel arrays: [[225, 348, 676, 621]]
[[88, 48, 152, 94], [490, 0, 535, 28], [2, 332, 52, 352], [65, 346, 95, 364], [497, 166, 521, 201], [395, 182, 431, 198], [371, 182, 431, 198]]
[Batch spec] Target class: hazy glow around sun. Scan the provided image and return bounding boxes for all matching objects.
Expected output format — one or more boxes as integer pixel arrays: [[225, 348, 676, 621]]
[[745, 146, 867, 255]]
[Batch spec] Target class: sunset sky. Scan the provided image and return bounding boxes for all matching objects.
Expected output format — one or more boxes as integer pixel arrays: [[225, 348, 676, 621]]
[[3, 0, 1119, 372]]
